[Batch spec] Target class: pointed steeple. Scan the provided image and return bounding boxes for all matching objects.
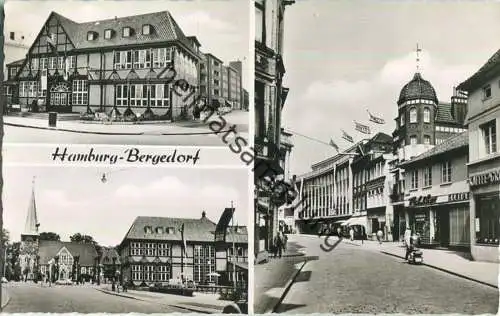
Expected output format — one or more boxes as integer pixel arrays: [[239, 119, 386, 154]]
[[23, 177, 40, 236]]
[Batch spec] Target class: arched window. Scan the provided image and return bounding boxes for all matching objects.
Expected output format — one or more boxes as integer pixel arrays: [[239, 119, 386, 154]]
[[423, 107, 431, 123], [400, 114, 405, 126], [410, 108, 417, 123]]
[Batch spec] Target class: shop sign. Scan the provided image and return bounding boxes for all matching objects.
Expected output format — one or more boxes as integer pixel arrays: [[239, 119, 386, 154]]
[[448, 192, 470, 202], [469, 169, 500, 187], [414, 213, 427, 222], [409, 194, 437, 207]]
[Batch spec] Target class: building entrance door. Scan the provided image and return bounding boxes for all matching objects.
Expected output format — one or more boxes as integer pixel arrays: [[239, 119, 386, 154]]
[[48, 82, 72, 113], [436, 210, 450, 247]]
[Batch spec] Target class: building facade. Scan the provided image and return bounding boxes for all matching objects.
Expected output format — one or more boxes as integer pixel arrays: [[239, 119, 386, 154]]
[[399, 132, 470, 249], [458, 48, 500, 263], [4, 11, 201, 120], [390, 71, 468, 241], [20, 182, 98, 282], [254, 0, 295, 257], [2, 31, 29, 110], [118, 212, 248, 287], [229, 60, 243, 110], [200, 53, 224, 109]]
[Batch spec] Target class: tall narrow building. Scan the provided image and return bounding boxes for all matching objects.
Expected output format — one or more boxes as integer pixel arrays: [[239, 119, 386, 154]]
[[19, 179, 40, 281]]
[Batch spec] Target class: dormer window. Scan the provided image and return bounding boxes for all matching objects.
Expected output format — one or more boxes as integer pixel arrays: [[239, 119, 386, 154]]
[[144, 225, 152, 234], [87, 31, 97, 41], [166, 227, 175, 234], [142, 24, 152, 35], [104, 29, 113, 40], [123, 27, 132, 38], [156, 227, 164, 234]]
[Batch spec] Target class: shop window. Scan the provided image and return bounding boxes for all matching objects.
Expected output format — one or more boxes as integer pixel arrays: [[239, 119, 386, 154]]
[[424, 135, 431, 145], [475, 194, 500, 245], [410, 135, 417, 146], [441, 161, 452, 183], [481, 120, 497, 155]]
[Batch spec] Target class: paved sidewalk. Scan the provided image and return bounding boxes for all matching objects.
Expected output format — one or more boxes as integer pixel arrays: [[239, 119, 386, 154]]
[[1, 286, 11, 309], [343, 239, 499, 288], [96, 285, 233, 313], [3, 115, 245, 136]]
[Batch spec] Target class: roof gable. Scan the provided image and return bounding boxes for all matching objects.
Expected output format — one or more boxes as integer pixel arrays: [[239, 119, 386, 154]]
[[39, 240, 98, 266], [124, 216, 218, 243], [458, 49, 500, 92]]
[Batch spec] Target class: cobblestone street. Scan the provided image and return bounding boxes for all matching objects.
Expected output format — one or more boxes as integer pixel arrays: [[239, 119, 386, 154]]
[[270, 235, 498, 314]]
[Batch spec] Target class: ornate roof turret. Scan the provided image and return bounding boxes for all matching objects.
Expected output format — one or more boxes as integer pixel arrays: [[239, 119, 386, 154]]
[[398, 72, 438, 105]]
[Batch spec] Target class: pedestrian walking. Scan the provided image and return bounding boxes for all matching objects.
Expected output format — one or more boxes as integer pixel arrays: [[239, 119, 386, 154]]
[[337, 227, 342, 240], [283, 232, 288, 251], [349, 228, 354, 241], [276, 231, 283, 258], [377, 229, 384, 245]]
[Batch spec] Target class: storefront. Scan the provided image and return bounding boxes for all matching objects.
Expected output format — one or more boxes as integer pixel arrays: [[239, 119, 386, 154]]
[[366, 207, 385, 237], [404, 193, 470, 248], [469, 168, 500, 262]]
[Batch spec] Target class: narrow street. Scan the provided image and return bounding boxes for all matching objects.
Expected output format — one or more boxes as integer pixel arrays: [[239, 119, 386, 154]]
[[274, 235, 498, 314], [3, 283, 187, 313]]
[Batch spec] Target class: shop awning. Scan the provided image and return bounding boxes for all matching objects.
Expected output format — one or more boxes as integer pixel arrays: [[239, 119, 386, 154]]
[[334, 220, 348, 224], [345, 216, 368, 228]]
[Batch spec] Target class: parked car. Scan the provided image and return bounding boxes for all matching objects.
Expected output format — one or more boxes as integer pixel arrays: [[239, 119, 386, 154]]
[[55, 279, 73, 285]]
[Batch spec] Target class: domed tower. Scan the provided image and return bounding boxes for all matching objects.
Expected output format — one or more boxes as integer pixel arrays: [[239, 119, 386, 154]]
[[393, 72, 438, 160]]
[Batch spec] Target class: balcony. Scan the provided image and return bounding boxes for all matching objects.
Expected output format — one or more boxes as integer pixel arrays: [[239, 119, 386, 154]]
[[389, 184, 404, 203]]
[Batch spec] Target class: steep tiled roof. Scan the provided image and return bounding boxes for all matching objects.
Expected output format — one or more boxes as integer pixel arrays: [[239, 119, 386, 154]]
[[7, 58, 25, 66], [458, 49, 500, 92], [51, 11, 197, 55], [226, 226, 248, 244], [435, 102, 455, 123], [100, 247, 120, 265], [401, 131, 468, 167], [39, 240, 98, 266]]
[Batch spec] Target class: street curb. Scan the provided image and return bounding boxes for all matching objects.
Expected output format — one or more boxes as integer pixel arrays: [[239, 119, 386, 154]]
[[380, 251, 498, 289], [266, 260, 308, 313], [169, 304, 217, 314], [1, 288, 11, 310], [4, 122, 232, 136], [95, 288, 144, 301]]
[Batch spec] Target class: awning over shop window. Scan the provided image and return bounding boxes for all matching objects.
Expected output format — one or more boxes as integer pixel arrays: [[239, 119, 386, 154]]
[[345, 216, 368, 228]]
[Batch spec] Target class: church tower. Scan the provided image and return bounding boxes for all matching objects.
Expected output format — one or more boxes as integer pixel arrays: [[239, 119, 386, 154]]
[[19, 178, 40, 281], [393, 45, 438, 161]]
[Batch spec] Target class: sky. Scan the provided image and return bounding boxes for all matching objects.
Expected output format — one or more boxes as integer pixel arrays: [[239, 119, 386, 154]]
[[4, 0, 250, 88], [4, 166, 249, 246], [281, 0, 500, 175]]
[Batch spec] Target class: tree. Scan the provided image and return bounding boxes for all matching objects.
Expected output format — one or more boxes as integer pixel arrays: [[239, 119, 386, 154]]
[[2, 228, 9, 245], [39, 232, 61, 241], [70, 233, 97, 245]]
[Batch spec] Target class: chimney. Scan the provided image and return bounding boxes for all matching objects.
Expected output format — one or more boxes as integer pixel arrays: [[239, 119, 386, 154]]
[[201, 211, 206, 218]]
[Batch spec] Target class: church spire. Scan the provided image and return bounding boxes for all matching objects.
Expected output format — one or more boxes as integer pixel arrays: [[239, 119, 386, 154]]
[[23, 177, 40, 236]]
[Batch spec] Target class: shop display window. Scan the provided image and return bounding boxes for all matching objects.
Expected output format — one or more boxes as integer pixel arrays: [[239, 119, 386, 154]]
[[475, 194, 500, 245]]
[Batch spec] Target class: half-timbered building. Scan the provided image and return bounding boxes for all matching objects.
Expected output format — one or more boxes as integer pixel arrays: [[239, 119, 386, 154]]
[[7, 11, 201, 120]]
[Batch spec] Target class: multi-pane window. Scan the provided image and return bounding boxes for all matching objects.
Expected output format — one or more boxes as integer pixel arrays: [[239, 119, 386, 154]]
[[19, 82, 28, 97], [72, 80, 88, 105], [9, 67, 17, 79], [49, 57, 57, 69], [152, 48, 171, 68], [481, 120, 497, 155], [441, 161, 452, 183], [116, 84, 129, 106], [114, 51, 132, 69], [157, 265, 170, 281], [133, 50, 151, 69], [40, 58, 48, 70], [28, 81, 38, 97], [38, 81, 47, 97], [144, 265, 154, 281], [145, 243, 156, 256], [423, 167, 432, 187], [123, 27, 131, 38], [31, 58, 39, 70], [104, 29, 113, 39], [131, 265, 142, 281], [423, 108, 430, 123], [130, 242, 142, 256], [130, 84, 148, 106], [68, 56, 76, 69], [410, 170, 419, 189], [193, 245, 215, 284], [150, 84, 170, 107], [157, 243, 171, 257], [410, 108, 417, 123], [58, 57, 64, 69]]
